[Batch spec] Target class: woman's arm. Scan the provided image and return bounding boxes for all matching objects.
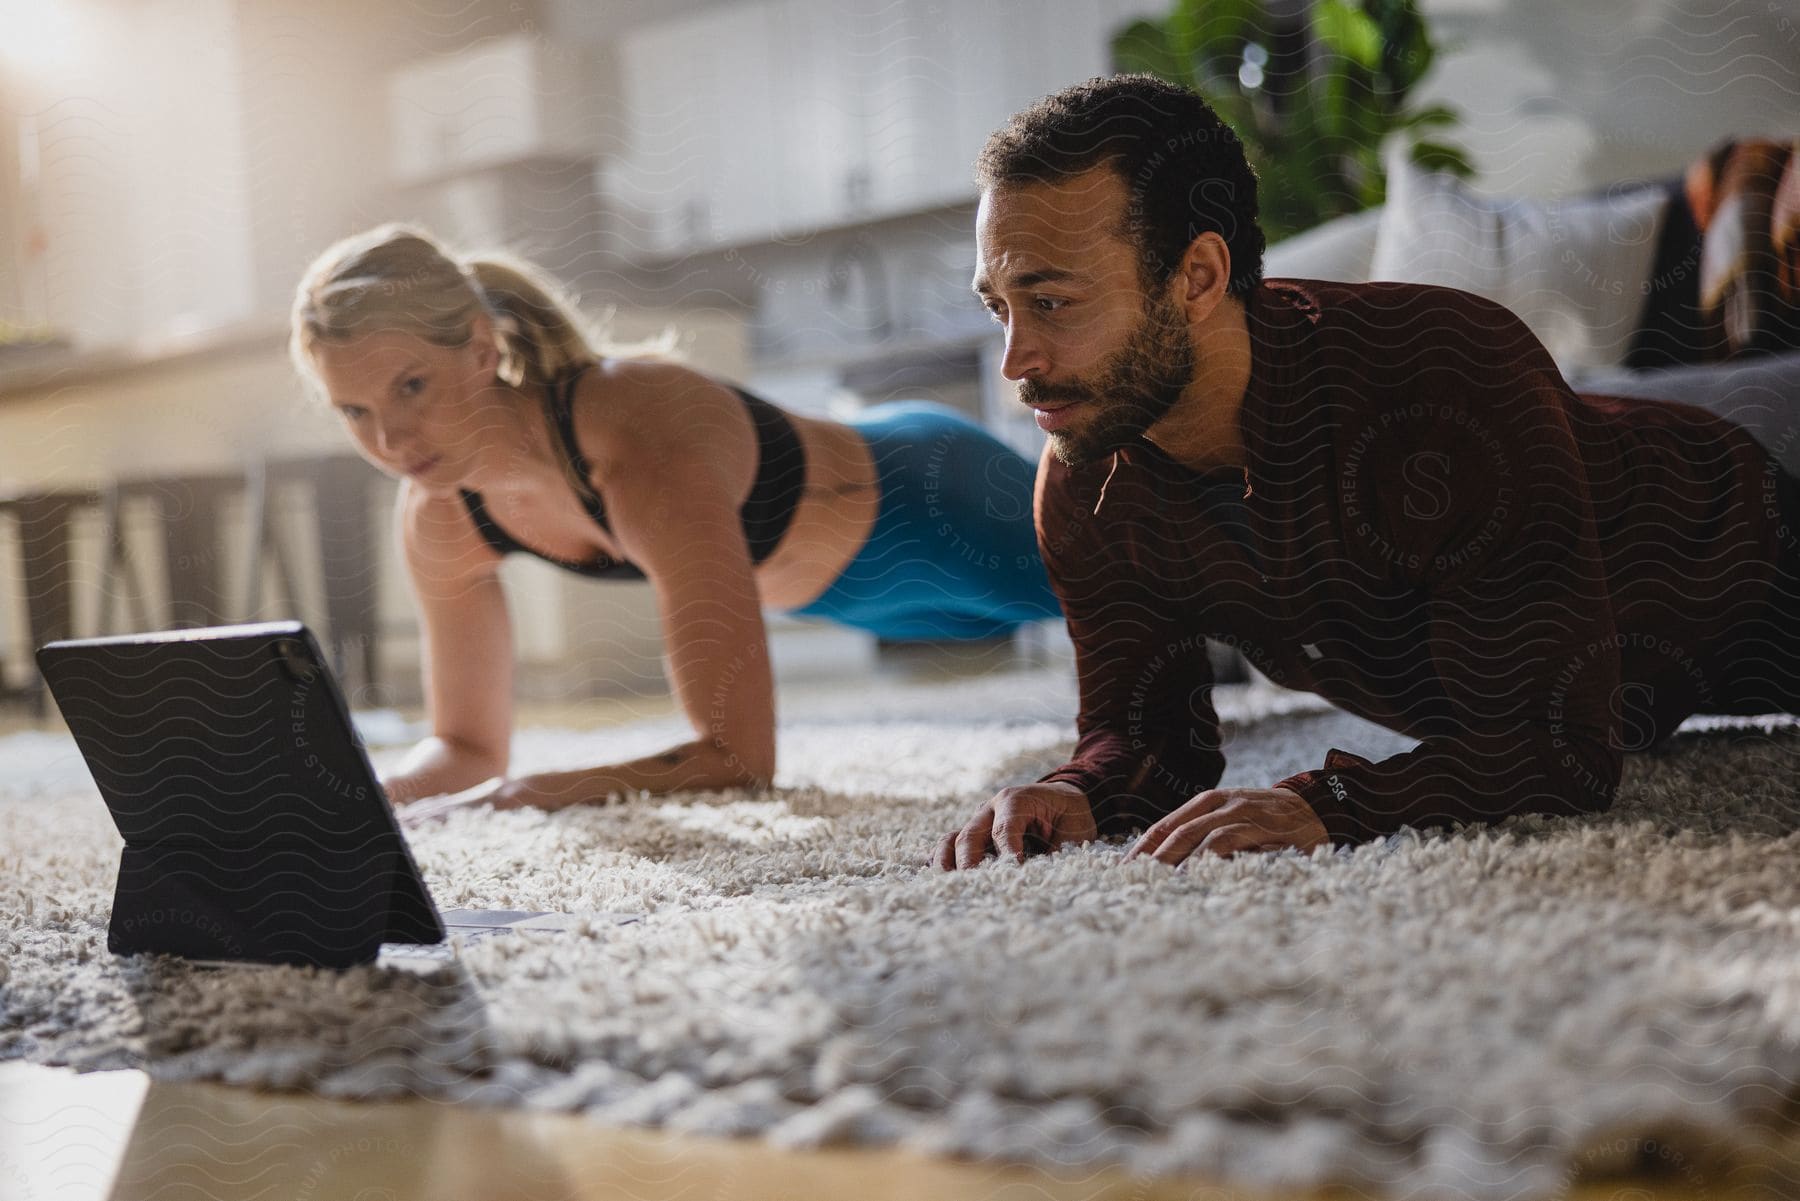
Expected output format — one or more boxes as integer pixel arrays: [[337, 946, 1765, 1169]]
[[453, 365, 777, 813], [380, 479, 516, 805], [401, 365, 777, 821], [565, 375, 776, 803]]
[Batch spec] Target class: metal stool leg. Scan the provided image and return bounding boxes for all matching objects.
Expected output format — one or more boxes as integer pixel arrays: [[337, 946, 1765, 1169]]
[[15, 494, 87, 716], [155, 476, 235, 629], [95, 485, 153, 633], [240, 459, 305, 622], [310, 458, 381, 698]]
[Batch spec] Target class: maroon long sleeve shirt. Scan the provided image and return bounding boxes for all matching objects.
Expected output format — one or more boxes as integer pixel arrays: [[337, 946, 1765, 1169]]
[[1036, 278, 1789, 846]]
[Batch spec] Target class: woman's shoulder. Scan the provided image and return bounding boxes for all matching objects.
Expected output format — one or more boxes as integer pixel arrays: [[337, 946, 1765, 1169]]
[[395, 477, 502, 577], [569, 357, 753, 470], [583, 356, 736, 411]]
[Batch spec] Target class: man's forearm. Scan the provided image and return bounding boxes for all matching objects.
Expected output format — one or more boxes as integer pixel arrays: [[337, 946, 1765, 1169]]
[[1274, 727, 1622, 846], [1041, 725, 1225, 836]]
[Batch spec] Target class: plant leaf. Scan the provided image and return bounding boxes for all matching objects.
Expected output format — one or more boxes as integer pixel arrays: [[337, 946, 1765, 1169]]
[[1189, 0, 1265, 60], [1409, 139, 1476, 177], [1111, 0, 1473, 239], [1112, 18, 1188, 80], [1385, 20, 1434, 92], [1312, 0, 1384, 71], [1397, 102, 1459, 131]]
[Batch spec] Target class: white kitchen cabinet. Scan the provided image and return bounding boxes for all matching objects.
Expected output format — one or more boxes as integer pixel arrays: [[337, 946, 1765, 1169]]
[[611, 0, 1166, 257], [404, 157, 605, 283], [615, 4, 782, 253], [841, 0, 943, 215], [388, 34, 608, 185], [621, 0, 928, 254], [613, 15, 717, 256], [706, 3, 783, 245], [768, 0, 859, 233]]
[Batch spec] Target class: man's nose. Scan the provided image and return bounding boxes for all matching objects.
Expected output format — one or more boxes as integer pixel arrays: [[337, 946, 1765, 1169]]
[[1000, 323, 1049, 381]]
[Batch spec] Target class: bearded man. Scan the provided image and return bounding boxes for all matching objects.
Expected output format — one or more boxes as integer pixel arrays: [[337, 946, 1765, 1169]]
[[938, 75, 1800, 869]]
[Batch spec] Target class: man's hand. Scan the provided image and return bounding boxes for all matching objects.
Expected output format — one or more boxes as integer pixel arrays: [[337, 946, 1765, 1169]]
[[1124, 786, 1326, 866], [934, 781, 1098, 870]]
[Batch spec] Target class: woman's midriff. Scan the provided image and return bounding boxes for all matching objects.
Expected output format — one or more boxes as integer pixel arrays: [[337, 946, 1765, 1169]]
[[751, 410, 879, 610], [462, 397, 879, 607]]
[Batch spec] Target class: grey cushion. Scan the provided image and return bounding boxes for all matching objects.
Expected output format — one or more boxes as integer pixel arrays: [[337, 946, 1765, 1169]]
[[1372, 149, 1668, 376], [1568, 351, 1800, 475]]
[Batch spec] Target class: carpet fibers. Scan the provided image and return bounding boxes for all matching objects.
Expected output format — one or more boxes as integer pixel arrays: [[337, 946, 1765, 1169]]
[[3, 670, 1798, 1199]]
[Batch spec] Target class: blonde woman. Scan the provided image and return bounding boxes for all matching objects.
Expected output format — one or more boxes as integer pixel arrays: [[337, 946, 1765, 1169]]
[[291, 224, 1058, 814]]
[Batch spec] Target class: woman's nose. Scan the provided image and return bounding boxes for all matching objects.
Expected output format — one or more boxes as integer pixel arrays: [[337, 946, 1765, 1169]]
[[375, 420, 413, 456]]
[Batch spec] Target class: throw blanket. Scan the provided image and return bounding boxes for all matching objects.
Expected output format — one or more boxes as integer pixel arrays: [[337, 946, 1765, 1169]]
[[1634, 136, 1800, 366]]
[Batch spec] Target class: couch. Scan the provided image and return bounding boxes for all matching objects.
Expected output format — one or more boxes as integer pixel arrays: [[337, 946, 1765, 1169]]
[[1261, 138, 1800, 475]]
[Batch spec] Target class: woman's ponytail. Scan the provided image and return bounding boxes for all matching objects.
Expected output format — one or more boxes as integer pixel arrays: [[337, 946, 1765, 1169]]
[[466, 255, 602, 388]]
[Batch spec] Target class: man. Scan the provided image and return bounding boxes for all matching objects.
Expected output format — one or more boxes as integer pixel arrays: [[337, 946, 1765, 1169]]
[[938, 75, 1800, 870]]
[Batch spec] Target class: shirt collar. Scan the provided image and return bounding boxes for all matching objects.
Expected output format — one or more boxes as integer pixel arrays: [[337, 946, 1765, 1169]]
[[1094, 278, 1320, 514], [1239, 277, 1321, 496]]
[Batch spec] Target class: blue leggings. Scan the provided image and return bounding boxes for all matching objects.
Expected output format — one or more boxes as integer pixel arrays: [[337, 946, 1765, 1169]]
[[790, 402, 1061, 640]]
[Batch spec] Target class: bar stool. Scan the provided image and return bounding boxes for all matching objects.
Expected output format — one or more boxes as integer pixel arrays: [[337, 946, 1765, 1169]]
[[237, 456, 306, 623], [3, 459, 384, 712], [92, 473, 241, 634], [240, 454, 383, 699], [0, 488, 101, 715]]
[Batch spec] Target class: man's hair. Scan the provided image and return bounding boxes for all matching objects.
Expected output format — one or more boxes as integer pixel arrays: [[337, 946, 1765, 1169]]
[[975, 75, 1265, 299]]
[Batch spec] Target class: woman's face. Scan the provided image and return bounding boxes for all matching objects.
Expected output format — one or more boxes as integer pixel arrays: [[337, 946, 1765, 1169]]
[[309, 322, 500, 489]]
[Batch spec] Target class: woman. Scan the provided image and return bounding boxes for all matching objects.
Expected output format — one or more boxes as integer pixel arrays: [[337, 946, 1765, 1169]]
[[290, 224, 1059, 815]]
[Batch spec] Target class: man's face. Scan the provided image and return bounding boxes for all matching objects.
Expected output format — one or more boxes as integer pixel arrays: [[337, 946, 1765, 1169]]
[[974, 167, 1195, 466]]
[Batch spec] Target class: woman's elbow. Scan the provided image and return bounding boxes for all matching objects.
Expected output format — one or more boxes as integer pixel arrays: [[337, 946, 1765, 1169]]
[[715, 737, 776, 790], [444, 734, 509, 780]]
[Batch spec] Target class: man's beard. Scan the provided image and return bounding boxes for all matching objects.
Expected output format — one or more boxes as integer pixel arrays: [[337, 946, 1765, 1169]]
[[1020, 289, 1196, 467]]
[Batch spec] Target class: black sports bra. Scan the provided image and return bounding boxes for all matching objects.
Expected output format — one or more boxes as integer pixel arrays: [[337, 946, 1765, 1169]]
[[457, 365, 808, 580]]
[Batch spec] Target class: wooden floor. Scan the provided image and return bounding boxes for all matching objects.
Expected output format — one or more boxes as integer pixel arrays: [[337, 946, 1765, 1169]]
[[1, 1062, 1791, 1201]]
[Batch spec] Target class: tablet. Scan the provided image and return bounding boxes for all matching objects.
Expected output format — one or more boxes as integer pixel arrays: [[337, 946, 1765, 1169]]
[[37, 622, 447, 967]]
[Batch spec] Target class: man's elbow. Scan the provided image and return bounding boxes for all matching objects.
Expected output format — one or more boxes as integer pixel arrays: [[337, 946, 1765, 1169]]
[[1545, 735, 1622, 816]]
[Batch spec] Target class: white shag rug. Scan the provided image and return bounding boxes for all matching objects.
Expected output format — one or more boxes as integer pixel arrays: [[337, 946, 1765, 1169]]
[[3, 668, 1799, 1200]]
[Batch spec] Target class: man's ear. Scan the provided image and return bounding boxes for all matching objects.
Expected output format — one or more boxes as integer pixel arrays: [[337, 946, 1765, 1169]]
[[1174, 231, 1233, 321]]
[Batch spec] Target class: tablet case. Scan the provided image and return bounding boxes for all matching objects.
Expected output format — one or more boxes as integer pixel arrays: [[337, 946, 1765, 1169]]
[[37, 622, 446, 967]]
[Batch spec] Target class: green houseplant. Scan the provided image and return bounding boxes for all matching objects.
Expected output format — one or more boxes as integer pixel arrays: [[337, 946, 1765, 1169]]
[[1113, 0, 1474, 242]]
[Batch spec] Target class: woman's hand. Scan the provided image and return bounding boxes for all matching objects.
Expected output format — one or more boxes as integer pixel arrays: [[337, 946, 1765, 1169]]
[[378, 738, 508, 809], [396, 770, 610, 826]]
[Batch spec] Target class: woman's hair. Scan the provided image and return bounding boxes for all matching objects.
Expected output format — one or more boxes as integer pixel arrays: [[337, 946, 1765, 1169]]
[[289, 223, 604, 391]]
